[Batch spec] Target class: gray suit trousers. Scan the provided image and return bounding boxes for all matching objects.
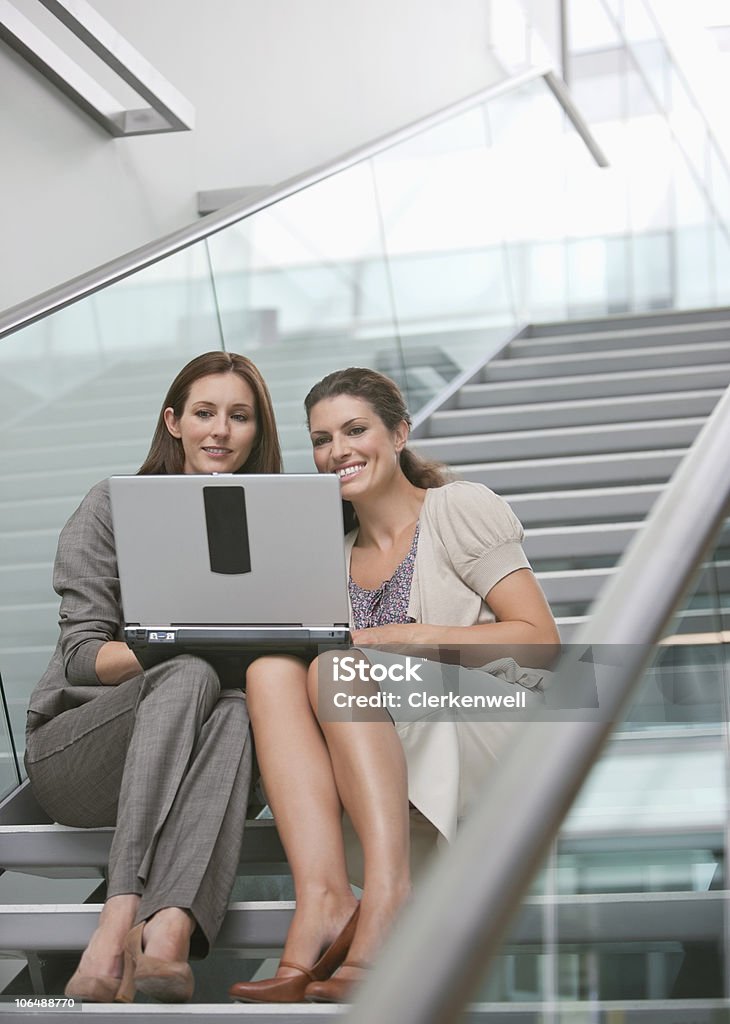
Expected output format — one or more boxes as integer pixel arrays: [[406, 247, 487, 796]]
[[24, 655, 251, 956]]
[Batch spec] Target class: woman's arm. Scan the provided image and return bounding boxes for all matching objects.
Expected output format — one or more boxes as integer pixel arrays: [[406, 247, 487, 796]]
[[55, 482, 141, 686], [352, 568, 560, 668]]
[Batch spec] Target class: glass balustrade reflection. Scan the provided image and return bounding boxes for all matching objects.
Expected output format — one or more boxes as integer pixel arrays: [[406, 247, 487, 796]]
[[0, 242, 226, 768], [205, 161, 405, 471], [462, 517, 730, 1010]]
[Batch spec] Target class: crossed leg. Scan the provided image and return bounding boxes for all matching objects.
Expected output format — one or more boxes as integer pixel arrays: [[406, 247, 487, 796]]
[[245, 651, 411, 978]]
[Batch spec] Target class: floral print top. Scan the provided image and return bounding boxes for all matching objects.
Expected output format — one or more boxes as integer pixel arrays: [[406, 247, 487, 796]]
[[349, 524, 420, 629]]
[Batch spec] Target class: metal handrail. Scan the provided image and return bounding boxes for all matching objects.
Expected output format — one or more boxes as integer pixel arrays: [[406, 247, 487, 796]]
[[0, 66, 605, 341], [347, 382, 730, 1023]]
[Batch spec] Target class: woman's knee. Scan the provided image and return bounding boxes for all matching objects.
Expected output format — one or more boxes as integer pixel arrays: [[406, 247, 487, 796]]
[[246, 655, 308, 716], [144, 654, 221, 709]]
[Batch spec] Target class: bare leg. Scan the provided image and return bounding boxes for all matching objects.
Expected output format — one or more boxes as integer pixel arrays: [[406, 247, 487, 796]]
[[246, 656, 358, 975], [307, 653, 411, 979]]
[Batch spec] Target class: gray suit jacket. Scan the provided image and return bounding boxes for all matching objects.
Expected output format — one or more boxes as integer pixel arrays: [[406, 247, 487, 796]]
[[27, 479, 125, 728]]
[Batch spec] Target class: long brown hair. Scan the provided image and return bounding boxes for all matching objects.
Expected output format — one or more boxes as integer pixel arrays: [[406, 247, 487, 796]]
[[305, 367, 449, 528], [138, 351, 282, 475]]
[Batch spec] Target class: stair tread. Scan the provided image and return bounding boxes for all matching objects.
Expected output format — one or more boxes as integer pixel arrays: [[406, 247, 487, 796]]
[[489, 340, 730, 367], [435, 389, 724, 418]]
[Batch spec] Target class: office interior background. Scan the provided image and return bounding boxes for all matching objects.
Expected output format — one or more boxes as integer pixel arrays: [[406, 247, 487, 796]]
[[1, 0, 730, 1017]]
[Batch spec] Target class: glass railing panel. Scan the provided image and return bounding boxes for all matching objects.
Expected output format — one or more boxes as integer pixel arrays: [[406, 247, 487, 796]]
[[563, 0, 730, 318], [622, 4, 670, 108], [631, 230, 673, 311], [667, 68, 710, 187], [707, 140, 730, 307], [463, 516, 730, 1009], [205, 160, 403, 470], [512, 239, 568, 322], [370, 103, 512, 358], [709, 140, 730, 226], [673, 152, 716, 310], [0, 242, 225, 768], [569, 0, 623, 54], [551, 520, 729, 1005], [207, 162, 396, 343], [369, 74, 597, 409]]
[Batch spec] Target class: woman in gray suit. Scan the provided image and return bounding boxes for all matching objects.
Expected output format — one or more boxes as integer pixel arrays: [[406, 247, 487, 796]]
[[24, 351, 282, 1003]]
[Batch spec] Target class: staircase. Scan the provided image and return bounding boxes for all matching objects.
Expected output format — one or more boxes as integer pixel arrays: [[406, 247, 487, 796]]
[[410, 307, 730, 643], [1, 306, 729, 1018]]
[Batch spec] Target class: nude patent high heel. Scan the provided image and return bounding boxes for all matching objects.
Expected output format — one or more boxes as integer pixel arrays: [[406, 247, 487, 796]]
[[116, 921, 194, 1004], [228, 904, 360, 1003]]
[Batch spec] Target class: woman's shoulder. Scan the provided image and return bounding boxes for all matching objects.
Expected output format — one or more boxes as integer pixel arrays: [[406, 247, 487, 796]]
[[61, 479, 113, 536], [423, 479, 523, 545], [424, 479, 510, 514], [85, 478, 112, 503], [75, 478, 112, 515]]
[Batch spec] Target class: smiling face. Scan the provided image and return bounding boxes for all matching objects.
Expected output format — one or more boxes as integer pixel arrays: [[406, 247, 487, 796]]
[[309, 394, 408, 499], [163, 372, 258, 474]]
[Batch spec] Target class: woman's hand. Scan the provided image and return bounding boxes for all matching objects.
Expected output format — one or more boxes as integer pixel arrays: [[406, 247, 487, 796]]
[[95, 641, 144, 685], [351, 570, 561, 669], [351, 624, 420, 646]]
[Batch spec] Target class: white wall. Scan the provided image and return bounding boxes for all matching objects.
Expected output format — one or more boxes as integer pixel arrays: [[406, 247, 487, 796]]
[[0, 0, 501, 311]]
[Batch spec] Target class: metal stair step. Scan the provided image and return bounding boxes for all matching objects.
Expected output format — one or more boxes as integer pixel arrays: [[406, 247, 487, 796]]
[[2, 890, 723, 954], [504, 484, 663, 526], [555, 616, 583, 641], [524, 522, 641, 561], [2, 901, 295, 953], [537, 568, 613, 604], [481, 341, 730, 381], [457, 363, 730, 406], [0, 819, 287, 876], [528, 305, 730, 336], [559, 605, 730, 643], [456, 449, 686, 491], [430, 390, 722, 435], [509, 319, 730, 357], [410, 419, 703, 464]]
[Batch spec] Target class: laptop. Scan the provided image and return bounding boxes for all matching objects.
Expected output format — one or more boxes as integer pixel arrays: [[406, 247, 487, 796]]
[[109, 474, 351, 664]]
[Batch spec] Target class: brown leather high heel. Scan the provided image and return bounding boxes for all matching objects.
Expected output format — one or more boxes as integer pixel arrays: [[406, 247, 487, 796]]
[[229, 903, 360, 1004], [116, 921, 194, 1003], [304, 958, 370, 1003], [64, 970, 122, 1002]]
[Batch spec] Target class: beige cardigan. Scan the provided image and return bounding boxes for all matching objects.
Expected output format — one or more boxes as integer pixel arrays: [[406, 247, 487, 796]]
[[344, 479, 531, 627], [341, 481, 546, 863]]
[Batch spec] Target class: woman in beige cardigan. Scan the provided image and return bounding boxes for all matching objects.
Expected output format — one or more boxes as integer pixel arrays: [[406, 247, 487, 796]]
[[230, 367, 559, 1005]]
